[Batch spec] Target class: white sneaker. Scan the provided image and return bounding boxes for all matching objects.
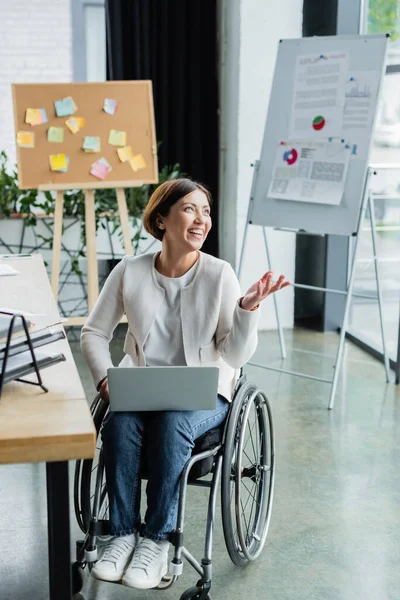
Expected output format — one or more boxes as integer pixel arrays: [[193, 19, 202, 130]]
[[91, 533, 138, 582], [122, 537, 169, 589]]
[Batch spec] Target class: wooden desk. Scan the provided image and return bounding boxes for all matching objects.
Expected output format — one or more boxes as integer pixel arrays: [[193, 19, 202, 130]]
[[0, 254, 96, 600]]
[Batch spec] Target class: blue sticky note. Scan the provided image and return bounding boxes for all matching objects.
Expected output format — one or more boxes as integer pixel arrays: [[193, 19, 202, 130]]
[[82, 136, 101, 152], [54, 96, 76, 117]]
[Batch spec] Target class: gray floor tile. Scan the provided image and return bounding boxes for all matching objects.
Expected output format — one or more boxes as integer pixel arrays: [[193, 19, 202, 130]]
[[1, 328, 399, 599]]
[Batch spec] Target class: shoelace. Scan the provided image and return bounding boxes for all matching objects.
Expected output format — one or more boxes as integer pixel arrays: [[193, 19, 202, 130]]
[[128, 540, 162, 571], [102, 539, 134, 563]]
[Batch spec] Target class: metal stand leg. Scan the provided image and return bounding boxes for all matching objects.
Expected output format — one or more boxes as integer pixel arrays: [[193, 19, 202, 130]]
[[396, 298, 400, 385], [369, 193, 391, 383], [238, 160, 260, 280], [237, 220, 249, 281], [262, 227, 286, 359], [328, 190, 369, 410], [46, 461, 72, 600]]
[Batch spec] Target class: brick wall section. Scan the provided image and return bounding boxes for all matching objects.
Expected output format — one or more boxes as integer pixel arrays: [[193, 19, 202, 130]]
[[0, 0, 73, 171]]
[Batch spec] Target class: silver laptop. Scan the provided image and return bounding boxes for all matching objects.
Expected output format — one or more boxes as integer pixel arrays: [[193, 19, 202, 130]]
[[107, 366, 219, 411]]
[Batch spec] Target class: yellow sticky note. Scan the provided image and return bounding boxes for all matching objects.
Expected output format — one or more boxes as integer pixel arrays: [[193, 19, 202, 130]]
[[108, 129, 127, 147], [25, 108, 42, 125], [129, 154, 147, 172], [117, 146, 134, 163], [65, 117, 85, 134], [47, 127, 64, 143], [16, 131, 35, 148], [49, 154, 67, 172]]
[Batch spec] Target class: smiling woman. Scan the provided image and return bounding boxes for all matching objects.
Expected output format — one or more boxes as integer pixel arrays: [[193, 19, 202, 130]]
[[80, 176, 289, 589]]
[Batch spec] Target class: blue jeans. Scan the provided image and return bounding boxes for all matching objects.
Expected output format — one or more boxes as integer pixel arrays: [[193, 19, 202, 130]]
[[101, 396, 229, 540]]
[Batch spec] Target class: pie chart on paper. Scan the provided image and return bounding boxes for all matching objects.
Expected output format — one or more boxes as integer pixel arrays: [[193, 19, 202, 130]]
[[283, 148, 298, 166], [312, 115, 326, 131]]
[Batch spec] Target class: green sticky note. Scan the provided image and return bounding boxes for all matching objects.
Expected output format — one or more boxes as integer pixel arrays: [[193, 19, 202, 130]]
[[48, 127, 64, 143], [108, 129, 127, 147]]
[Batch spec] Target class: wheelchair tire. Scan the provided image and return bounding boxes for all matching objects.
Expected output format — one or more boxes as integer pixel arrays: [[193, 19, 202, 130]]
[[72, 561, 83, 594], [74, 395, 109, 533], [221, 380, 275, 567], [179, 587, 211, 600]]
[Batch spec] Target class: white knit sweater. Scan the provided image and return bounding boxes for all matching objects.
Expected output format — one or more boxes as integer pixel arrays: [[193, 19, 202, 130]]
[[81, 251, 259, 401]]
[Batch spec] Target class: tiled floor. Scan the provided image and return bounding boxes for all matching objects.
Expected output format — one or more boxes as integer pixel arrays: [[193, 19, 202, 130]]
[[1, 327, 399, 600]]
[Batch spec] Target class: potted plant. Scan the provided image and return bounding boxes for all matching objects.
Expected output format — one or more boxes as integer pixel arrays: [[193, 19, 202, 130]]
[[0, 149, 181, 273]]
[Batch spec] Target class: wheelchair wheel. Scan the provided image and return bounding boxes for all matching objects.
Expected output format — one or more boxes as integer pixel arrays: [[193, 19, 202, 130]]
[[221, 380, 275, 567], [74, 394, 109, 533], [180, 587, 211, 600]]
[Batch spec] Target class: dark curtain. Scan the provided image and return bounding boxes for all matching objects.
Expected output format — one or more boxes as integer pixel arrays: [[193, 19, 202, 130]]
[[105, 0, 219, 256]]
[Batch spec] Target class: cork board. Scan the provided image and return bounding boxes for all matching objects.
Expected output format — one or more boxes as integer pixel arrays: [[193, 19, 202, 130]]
[[12, 81, 158, 190]]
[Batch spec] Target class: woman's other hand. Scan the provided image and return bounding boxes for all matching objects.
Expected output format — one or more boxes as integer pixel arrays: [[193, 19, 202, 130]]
[[98, 377, 110, 404], [240, 271, 291, 311]]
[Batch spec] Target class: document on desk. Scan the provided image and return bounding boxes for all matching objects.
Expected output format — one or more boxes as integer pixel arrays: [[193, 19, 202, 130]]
[[0, 313, 31, 339], [0, 348, 66, 384], [0, 325, 65, 358], [0, 264, 20, 276]]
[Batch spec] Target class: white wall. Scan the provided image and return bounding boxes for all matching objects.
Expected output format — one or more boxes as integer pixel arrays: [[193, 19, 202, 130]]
[[219, 0, 303, 329], [0, 0, 73, 169]]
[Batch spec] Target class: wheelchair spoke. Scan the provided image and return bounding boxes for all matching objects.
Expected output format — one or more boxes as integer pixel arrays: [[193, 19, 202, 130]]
[[239, 498, 251, 538], [241, 478, 258, 504], [242, 448, 254, 468], [243, 420, 257, 459]]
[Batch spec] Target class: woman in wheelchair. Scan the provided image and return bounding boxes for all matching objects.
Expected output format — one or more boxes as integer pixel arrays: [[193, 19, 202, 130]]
[[80, 178, 289, 590]]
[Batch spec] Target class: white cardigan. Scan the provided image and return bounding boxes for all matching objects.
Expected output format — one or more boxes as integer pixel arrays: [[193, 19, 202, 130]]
[[81, 251, 259, 402]]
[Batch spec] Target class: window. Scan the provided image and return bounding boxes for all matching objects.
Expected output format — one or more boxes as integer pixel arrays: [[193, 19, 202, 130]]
[[349, 1, 400, 367], [72, 0, 106, 82]]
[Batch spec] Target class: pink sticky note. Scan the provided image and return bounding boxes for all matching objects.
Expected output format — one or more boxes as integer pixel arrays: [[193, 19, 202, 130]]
[[90, 162, 109, 180]]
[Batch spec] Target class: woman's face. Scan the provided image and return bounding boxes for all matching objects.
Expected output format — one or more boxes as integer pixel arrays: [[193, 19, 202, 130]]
[[159, 189, 212, 251]]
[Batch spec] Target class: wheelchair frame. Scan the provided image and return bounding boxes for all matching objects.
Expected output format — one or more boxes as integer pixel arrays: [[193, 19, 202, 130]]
[[73, 374, 275, 600]]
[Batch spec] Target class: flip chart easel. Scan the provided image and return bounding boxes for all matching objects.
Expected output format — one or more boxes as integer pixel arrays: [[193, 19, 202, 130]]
[[238, 162, 391, 410], [237, 34, 390, 409]]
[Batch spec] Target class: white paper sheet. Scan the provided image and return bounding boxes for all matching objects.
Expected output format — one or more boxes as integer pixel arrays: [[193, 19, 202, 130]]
[[267, 141, 351, 205], [0, 264, 19, 276], [342, 71, 381, 161], [289, 51, 349, 140]]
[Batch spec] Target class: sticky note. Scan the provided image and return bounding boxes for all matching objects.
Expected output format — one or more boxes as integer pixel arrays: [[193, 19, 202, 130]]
[[49, 154, 67, 172], [47, 126, 64, 143], [117, 146, 134, 163], [90, 157, 112, 180], [103, 98, 118, 115], [65, 117, 85, 134], [108, 129, 127, 147], [54, 96, 77, 117], [16, 131, 35, 148], [98, 157, 112, 170], [25, 108, 46, 126], [39, 109, 48, 124], [82, 136, 101, 152], [129, 154, 147, 172], [56, 157, 69, 172]]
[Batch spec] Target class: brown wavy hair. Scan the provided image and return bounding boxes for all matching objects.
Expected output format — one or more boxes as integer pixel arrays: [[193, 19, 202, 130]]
[[143, 178, 213, 241]]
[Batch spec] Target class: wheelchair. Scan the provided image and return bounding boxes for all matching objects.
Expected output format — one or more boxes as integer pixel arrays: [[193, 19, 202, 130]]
[[72, 374, 275, 599]]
